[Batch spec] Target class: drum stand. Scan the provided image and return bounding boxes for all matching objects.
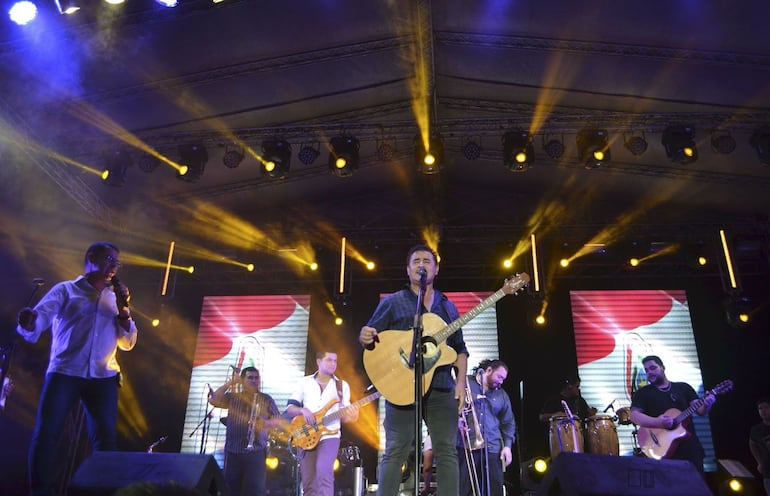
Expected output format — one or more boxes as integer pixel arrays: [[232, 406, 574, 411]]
[[630, 424, 644, 456]]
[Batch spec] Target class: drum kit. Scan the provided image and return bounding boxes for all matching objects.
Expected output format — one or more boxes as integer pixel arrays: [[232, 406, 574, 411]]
[[548, 405, 640, 458]]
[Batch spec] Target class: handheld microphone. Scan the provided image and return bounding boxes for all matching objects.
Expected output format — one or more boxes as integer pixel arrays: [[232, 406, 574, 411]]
[[111, 275, 129, 309]]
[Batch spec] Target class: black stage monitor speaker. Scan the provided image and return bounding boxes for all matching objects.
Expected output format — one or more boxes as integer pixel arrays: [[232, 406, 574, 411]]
[[68, 452, 226, 496], [535, 453, 711, 496]]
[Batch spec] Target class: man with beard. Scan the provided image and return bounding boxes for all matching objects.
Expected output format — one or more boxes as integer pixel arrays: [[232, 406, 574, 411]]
[[630, 355, 715, 473]]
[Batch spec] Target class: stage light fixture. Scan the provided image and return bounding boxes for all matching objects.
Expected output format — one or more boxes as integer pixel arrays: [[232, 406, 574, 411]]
[[623, 131, 648, 156], [662, 125, 698, 164], [543, 135, 565, 160], [328, 136, 359, 177], [101, 150, 131, 187], [9, 1, 37, 25], [298, 143, 320, 165], [176, 144, 208, 182], [576, 129, 610, 169], [503, 130, 534, 172], [520, 457, 549, 491], [749, 127, 770, 165], [55, 0, 80, 14], [222, 144, 244, 169], [137, 154, 160, 173], [376, 139, 396, 161], [461, 138, 482, 161], [724, 294, 752, 328], [414, 134, 444, 174], [711, 130, 736, 155], [155, 0, 177, 7], [261, 139, 291, 179]]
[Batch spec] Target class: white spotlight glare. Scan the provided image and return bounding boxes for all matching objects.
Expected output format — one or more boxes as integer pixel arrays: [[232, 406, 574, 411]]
[[9, 0, 38, 25], [155, 0, 177, 7], [104, 0, 125, 4]]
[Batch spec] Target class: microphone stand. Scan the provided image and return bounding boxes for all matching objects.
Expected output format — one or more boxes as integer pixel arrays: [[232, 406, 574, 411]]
[[408, 271, 427, 496], [1, 279, 45, 410], [189, 405, 216, 454]]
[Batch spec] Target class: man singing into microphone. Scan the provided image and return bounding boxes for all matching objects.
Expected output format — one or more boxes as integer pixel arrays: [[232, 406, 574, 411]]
[[17, 241, 138, 496]]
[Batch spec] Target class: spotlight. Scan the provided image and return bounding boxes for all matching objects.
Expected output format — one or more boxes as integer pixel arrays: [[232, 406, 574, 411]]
[[155, 0, 177, 7], [55, 0, 80, 14], [328, 136, 359, 177], [711, 130, 736, 155], [414, 134, 444, 174], [503, 130, 534, 172], [376, 139, 396, 161], [576, 129, 610, 169], [543, 135, 565, 160], [724, 294, 752, 328], [101, 150, 131, 187], [261, 139, 291, 179], [623, 131, 648, 156], [176, 144, 208, 182], [137, 154, 160, 173], [749, 127, 770, 165], [298, 143, 320, 165], [9, 1, 37, 25], [461, 138, 482, 161], [662, 125, 698, 164], [520, 457, 549, 491], [222, 144, 244, 169]]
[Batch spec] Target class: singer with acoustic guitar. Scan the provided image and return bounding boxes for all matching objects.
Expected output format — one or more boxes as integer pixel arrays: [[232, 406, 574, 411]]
[[630, 355, 716, 473], [285, 351, 359, 496], [16, 241, 138, 496], [359, 244, 470, 496]]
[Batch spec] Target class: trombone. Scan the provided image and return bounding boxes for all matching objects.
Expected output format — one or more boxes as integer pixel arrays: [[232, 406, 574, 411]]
[[460, 380, 484, 496]]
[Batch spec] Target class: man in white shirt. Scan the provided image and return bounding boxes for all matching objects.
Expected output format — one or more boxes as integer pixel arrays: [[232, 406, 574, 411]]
[[286, 351, 359, 496], [17, 241, 138, 496]]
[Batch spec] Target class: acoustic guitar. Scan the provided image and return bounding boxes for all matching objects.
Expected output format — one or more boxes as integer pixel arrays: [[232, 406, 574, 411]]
[[363, 273, 529, 406], [637, 379, 733, 460], [282, 391, 381, 450]]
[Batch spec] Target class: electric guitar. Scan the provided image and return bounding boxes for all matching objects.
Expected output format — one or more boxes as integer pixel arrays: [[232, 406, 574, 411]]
[[637, 379, 733, 460], [283, 391, 381, 450], [363, 273, 529, 406]]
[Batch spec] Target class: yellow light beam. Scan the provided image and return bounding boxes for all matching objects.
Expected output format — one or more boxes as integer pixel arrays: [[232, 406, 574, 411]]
[[530, 233, 540, 293], [339, 237, 346, 294], [161, 241, 175, 297], [719, 229, 739, 289]]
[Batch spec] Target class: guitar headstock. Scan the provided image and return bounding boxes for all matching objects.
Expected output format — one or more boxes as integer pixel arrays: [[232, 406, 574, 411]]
[[709, 379, 733, 396], [502, 273, 530, 295]]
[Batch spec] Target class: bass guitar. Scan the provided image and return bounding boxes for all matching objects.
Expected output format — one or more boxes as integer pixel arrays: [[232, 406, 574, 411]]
[[363, 273, 529, 406], [637, 379, 733, 460], [283, 391, 381, 450]]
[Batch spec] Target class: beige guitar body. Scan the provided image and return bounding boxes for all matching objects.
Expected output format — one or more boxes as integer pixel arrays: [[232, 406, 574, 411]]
[[363, 313, 458, 406], [636, 408, 690, 459]]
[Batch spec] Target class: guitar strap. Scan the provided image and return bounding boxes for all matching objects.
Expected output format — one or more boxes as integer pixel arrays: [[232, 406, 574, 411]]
[[334, 376, 343, 401]]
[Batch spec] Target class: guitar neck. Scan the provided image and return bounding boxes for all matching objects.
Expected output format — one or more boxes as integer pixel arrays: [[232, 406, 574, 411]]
[[432, 288, 509, 345], [320, 392, 381, 425]]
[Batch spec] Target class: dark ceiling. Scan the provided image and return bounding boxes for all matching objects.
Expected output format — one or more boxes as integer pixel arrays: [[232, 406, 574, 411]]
[[1, 0, 770, 275]]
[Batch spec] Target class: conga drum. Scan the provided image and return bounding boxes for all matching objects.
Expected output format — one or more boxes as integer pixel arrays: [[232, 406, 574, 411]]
[[548, 415, 583, 458], [584, 414, 619, 456], [615, 406, 633, 425]]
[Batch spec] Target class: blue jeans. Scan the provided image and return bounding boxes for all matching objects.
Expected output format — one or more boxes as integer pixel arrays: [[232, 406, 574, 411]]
[[225, 449, 267, 496], [377, 389, 459, 496], [29, 372, 118, 496]]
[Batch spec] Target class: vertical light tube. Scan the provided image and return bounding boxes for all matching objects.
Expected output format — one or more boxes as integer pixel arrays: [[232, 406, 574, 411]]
[[338, 236, 346, 294], [719, 229, 738, 289], [530, 233, 540, 293], [161, 241, 175, 296]]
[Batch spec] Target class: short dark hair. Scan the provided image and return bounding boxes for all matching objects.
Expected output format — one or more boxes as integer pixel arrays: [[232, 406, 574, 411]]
[[477, 359, 508, 374], [241, 366, 259, 378], [641, 355, 664, 368], [84, 241, 119, 266], [564, 374, 580, 386], [757, 397, 770, 408], [316, 351, 335, 360], [406, 244, 437, 265]]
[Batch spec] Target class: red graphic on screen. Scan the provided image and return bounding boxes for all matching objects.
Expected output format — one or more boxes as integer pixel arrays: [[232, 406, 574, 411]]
[[571, 290, 682, 366], [192, 295, 310, 367]]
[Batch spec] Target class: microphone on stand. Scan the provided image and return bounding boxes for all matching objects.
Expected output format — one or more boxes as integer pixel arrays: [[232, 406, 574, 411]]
[[418, 267, 427, 288], [603, 399, 616, 413], [206, 383, 214, 397]]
